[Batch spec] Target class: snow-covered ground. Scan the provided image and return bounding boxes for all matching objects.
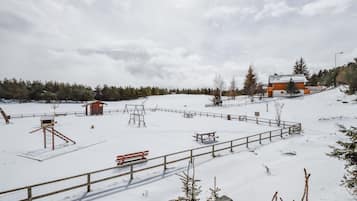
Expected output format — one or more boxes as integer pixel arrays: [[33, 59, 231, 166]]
[[0, 88, 356, 201]]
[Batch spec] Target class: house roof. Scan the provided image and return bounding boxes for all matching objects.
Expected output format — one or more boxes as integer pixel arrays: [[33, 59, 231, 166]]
[[269, 74, 307, 84]]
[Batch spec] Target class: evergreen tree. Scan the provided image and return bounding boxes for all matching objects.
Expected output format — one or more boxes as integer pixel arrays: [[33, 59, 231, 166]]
[[345, 59, 357, 94], [229, 77, 237, 100], [207, 177, 221, 201], [286, 78, 299, 96], [293, 57, 309, 78], [243, 65, 257, 96], [176, 160, 201, 201], [328, 125, 357, 195]]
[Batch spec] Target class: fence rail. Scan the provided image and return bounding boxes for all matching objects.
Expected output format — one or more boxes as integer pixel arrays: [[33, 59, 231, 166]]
[[151, 107, 299, 128]]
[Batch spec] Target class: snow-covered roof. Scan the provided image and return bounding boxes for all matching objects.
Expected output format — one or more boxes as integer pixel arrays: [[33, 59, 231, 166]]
[[269, 74, 307, 84], [40, 115, 54, 120], [82, 100, 107, 106]]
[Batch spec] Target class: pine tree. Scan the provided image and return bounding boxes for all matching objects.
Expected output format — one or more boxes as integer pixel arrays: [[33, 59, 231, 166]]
[[328, 125, 357, 195], [207, 177, 221, 201], [229, 77, 236, 100], [243, 65, 257, 96], [175, 160, 201, 201], [286, 78, 299, 96], [293, 57, 309, 78]]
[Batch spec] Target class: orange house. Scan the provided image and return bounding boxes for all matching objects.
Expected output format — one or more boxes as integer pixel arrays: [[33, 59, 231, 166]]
[[267, 74, 310, 97]]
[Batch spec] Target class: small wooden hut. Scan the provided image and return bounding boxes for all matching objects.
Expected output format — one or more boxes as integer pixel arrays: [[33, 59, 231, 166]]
[[83, 100, 107, 116]]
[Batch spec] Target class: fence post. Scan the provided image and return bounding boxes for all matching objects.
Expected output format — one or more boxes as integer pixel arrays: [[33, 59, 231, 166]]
[[87, 173, 91, 192], [230, 141, 233, 152], [246, 137, 249, 148], [190, 150, 193, 162], [27, 187, 32, 201], [288, 127, 291, 134], [164, 155, 167, 171], [269, 131, 272, 142], [259, 134, 262, 144], [269, 119, 271, 126], [280, 129, 283, 138], [130, 165, 134, 180], [212, 145, 215, 157]]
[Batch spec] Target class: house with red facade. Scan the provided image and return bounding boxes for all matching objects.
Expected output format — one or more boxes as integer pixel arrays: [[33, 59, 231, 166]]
[[267, 74, 310, 97]]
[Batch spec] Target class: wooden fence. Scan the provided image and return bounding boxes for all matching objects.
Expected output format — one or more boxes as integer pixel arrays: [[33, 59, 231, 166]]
[[152, 107, 299, 128], [8, 107, 298, 129], [0, 125, 301, 201], [1, 108, 301, 201]]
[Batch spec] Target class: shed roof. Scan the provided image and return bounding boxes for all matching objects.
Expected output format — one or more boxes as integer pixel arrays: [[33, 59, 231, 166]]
[[82, 100, 107, 107], [269, 74, 307, 84]]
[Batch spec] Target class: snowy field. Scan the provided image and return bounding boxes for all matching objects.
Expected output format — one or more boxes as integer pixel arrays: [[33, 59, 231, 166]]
[[0, 88, 356, 201]]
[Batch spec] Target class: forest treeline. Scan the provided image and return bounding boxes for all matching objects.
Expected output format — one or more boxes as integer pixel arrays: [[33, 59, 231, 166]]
[[308, 58, 357, 94], [1, 58, 356, 102], [0, 79, 218, 102]]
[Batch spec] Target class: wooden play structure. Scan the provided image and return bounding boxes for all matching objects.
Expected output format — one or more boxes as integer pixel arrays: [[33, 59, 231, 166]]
[[193, 131, 218, 143], [29, 116, 76, 150], [123, 104, 146, 115], [128, 113, 146, 127], [83, 100, 106, 116], [0, 107, 10, 124], [116, 150, 149, 165], [127, 104, 146, 127]]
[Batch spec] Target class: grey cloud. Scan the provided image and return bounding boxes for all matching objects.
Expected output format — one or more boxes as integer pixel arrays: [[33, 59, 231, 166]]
[[0, 10, 32, 32], [0, 0, 356, 88]]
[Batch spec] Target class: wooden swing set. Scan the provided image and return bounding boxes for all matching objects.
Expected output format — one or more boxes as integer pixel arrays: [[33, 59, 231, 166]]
[[29, 116, 76, 150], [123, 104, 146, 115]]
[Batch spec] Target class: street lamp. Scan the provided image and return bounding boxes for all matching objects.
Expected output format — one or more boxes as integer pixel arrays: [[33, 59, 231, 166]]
[[334, 51, 344, 68], [333, 51, 344, 87]]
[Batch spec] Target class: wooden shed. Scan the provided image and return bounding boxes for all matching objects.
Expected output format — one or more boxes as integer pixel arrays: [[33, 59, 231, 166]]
[[83, 100, 107, 116]]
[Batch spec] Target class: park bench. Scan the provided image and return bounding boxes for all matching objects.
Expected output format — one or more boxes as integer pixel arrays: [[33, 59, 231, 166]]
[[116, 150, 149, 165], [193, 131, 218, 143]]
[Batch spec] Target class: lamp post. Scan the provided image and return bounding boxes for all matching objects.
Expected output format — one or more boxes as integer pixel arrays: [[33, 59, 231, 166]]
[[333, 51, 344, 87], [334, 51, 344, 68]]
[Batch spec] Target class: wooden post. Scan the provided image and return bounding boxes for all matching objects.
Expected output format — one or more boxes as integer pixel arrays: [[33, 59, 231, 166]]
[[269, 119, 271, 126], [288, 127, 291, 134], [280, 129, 283, 138], [212, 145, 215, 157], [230, 141, 233, 152], [164, 155, 167, 171], [52, 127, 55, 150], [87, 173, 91, 192], [190, 150, 193, 162], [27, 187, 32, 201], [130, 165, 134, 180], [259, 134, 262, 144], [269, 131, 272, 142], [43, 128, 46, 148], [246, 137, 249, 148]]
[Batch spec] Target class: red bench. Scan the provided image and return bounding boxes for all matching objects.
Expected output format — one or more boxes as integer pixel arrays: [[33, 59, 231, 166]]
[[116, 150, 149, 165]]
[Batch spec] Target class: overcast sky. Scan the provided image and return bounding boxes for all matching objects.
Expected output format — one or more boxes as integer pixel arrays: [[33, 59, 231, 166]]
[[0, 0, 356, 88]]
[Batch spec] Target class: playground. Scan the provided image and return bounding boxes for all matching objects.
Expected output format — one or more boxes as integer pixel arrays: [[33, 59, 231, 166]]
[[1, 89, 354, 201], [0, 101, 278, 192]]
